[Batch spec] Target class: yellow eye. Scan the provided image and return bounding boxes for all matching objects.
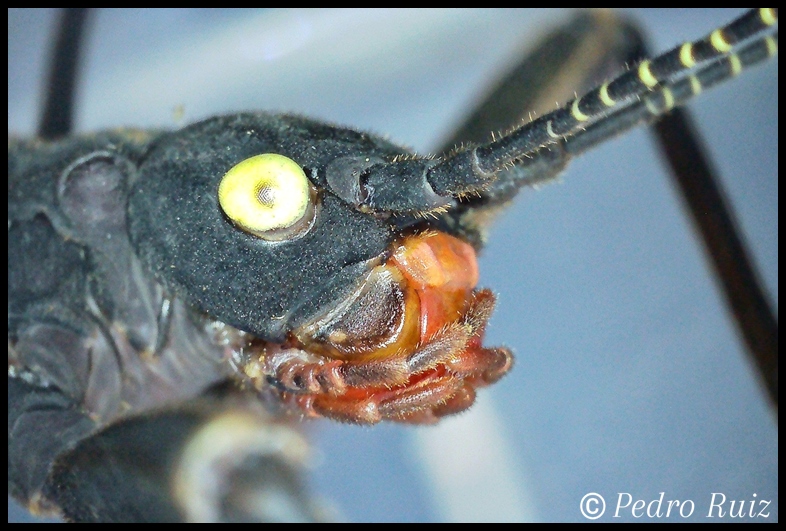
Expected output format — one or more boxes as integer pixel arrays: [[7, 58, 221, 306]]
[[218, 153, 316, 241]]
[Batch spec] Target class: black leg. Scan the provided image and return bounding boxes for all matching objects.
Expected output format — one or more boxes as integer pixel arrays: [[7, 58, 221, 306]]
[[652, 107, 778, 410], [435, 9, 778, 410], [38, 8, 91, 140]]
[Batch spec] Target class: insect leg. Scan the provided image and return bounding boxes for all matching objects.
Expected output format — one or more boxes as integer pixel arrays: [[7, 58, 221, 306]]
[[422, 10, 777, 197], [427, 10, 652, 245], [438, 10, 647, 150], [38, 8, 91, 140], [650, 68, 779, 411], [7, 375, 97, 516], [419, 9, 778, 407], [561, 17, 779, 410], [41, 385, 320, 522]]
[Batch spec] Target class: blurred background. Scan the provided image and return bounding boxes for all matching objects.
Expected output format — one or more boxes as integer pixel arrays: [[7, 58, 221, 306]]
[[8, 9, 777, 522]]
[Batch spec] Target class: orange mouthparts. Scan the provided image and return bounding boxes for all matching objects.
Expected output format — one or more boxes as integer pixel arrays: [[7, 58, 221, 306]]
[[239, 231, 513, 424]]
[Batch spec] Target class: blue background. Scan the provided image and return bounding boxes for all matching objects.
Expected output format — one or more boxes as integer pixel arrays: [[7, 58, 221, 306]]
[[8, 9, 778, 522]]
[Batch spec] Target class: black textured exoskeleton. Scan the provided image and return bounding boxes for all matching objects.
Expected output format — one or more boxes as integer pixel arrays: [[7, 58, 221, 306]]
[[8, 9, 778, 523]]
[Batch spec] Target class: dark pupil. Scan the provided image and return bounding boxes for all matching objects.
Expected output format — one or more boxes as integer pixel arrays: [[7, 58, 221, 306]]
[[256, 185, 276, 207]]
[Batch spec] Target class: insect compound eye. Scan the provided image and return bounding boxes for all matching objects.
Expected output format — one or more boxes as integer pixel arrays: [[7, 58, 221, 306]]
[[218, 153, 317, 241]]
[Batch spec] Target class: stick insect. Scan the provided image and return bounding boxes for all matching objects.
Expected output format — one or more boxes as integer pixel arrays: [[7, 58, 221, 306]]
[[8, 9, 777, 522]]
